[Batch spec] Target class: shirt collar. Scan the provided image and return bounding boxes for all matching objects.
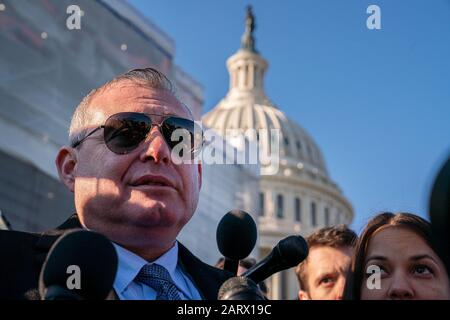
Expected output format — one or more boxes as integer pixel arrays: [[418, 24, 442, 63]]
[[113, 241, 179, 295]]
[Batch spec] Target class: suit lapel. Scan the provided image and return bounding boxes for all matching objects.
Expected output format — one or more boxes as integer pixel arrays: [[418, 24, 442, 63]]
[[25, 214, 83, 300], [178, 242, 232, 300], [33, 214, 82, 267], [31, 215, 229, 300], [31, 214, 121, 300]]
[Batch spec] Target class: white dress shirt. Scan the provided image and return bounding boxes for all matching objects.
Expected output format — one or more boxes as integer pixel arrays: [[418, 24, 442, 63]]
[[112, 241, 202, 300]]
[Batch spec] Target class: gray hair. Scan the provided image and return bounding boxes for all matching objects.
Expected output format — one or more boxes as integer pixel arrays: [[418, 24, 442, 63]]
[[69, 67, 190, 147]]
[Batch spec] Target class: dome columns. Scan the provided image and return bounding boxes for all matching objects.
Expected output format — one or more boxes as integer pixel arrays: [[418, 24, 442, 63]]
[[227, 50, 268, 98]]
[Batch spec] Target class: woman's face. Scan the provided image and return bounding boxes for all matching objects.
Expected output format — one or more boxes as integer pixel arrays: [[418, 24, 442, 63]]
[[360, 226, 450, 300]]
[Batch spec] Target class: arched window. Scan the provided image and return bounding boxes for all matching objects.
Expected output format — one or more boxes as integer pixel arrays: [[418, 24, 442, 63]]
[[311, 201, 317, 227], [244, 64, 249, 87], [281, 270, 289, 299], [276, 194, 284, 219], [336, 209, 342, 224], [238, 67, 245, 88], [259, 192, 265, 217], [295, 197, 301, 222]]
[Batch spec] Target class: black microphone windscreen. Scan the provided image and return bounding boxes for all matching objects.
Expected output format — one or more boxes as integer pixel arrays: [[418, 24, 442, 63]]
[[218, 276, 265, 300], [277, 235, 309, 266], [39, 230, 118, 300], [216, 210, 257, 260], [243, 235, 308, 284]]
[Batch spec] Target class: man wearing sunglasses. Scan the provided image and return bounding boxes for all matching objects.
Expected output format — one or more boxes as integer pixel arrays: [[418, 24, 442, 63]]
[[0, 68, 232, 299]]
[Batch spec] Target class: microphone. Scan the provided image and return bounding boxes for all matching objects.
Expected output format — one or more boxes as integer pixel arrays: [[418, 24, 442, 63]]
[[218, 235, 308, 300], [218, 277, 266, 300], [216, 210, 257, 274], [243, 235, 308, 284], [429, 155, 450, 273], [39, 230, 118, 300]]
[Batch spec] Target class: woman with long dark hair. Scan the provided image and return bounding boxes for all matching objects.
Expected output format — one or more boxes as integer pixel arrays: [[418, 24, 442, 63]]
[[344, 212, 450, 300]]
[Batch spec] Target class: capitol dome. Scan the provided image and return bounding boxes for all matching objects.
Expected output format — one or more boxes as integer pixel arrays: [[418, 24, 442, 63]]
[[202, 7, 353, 299], [203, 97, 329, 177]]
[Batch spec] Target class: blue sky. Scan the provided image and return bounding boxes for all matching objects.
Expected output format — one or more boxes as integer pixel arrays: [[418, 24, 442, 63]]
[[128, 0, 450, 233]]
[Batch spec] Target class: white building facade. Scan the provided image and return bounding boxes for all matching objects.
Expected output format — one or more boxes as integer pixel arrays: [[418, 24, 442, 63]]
[[0, 0, 203, 231], [203, 8, 354, 299]]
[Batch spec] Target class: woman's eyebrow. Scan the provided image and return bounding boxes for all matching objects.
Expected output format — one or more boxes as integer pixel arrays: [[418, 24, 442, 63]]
[[365, 255, 388, 264], [410, 254, 437, 263]]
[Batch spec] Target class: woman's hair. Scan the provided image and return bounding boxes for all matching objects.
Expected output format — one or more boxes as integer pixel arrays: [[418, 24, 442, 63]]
[[343, 212, 438, 300]]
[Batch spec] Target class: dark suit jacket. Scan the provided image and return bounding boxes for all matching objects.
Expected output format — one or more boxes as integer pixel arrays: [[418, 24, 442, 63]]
[[0, 214, 233, 300]]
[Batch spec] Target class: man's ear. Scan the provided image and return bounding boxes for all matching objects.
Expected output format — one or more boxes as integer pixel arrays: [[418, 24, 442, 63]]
[[298, 290, 311, 300], [55, 146, 77, 192]]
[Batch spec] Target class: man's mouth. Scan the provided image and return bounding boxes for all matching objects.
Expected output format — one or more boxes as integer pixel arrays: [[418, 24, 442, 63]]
[[129, 175, 176, 190]]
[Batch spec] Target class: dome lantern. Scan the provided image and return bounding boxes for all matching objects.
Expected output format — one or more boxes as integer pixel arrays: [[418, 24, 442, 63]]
[[227, 6, 269, 103]]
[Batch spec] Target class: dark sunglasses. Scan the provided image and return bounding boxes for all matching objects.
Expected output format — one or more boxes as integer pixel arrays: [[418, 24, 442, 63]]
[[72, 112, 203, 156]]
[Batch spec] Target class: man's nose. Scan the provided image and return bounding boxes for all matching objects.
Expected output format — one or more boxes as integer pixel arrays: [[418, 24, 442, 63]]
[[139, 126, 171, 164], [387, 272, 414, 300]]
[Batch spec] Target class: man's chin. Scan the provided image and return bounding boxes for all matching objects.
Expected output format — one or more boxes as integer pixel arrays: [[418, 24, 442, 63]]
[[124, 206, 177, 225], [127, 195, 179, 212], [111, 227, 178, 260]]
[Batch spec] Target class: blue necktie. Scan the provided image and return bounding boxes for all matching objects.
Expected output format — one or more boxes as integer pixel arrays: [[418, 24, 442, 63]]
[[136, 263, 182, 300]]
